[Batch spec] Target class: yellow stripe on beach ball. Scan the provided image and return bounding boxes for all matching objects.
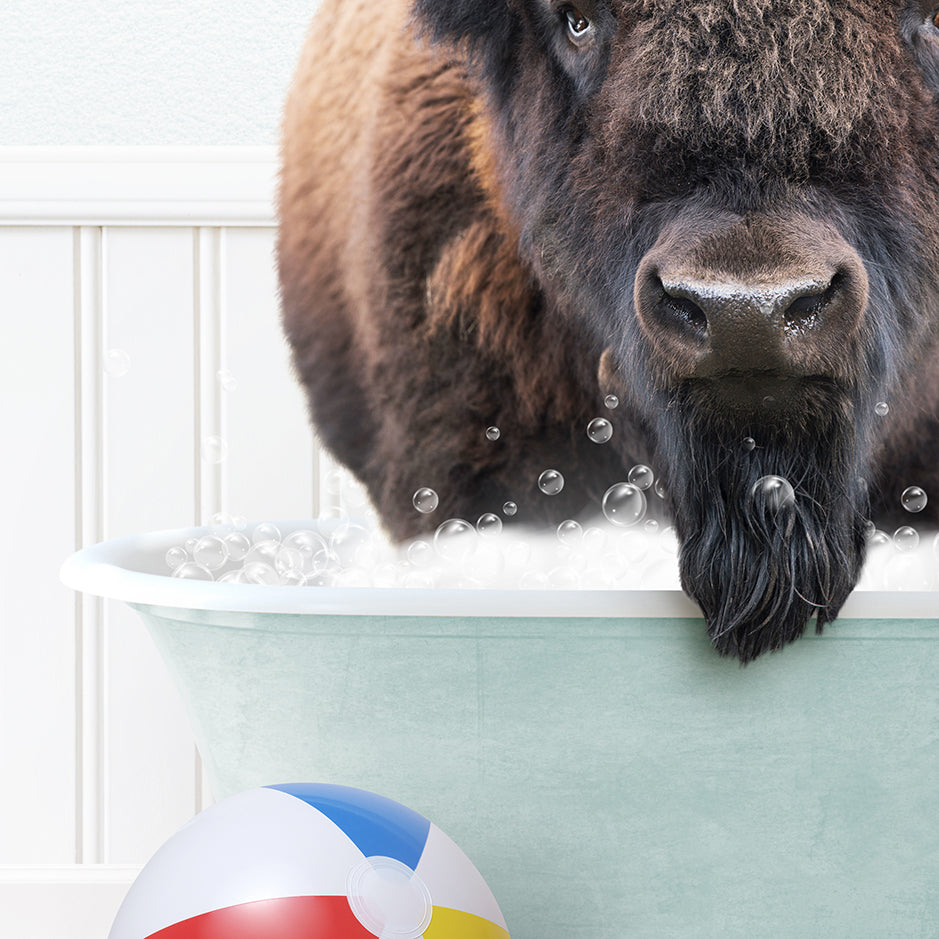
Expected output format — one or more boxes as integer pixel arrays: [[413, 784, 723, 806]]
[[424, 906, 511, 939]]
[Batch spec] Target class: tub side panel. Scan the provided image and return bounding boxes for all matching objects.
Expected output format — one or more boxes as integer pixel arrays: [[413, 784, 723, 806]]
[[136, 608, 939, 938]]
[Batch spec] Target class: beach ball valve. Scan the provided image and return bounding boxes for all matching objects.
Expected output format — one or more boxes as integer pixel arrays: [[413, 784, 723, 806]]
[[109, 783, 510, 938]]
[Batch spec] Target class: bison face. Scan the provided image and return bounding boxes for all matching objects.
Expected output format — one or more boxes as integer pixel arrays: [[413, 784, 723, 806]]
[[414, 0, 939, 660]]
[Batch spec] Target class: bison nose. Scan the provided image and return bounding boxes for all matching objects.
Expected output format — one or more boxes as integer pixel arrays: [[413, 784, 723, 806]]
[[634, 220, 868, 382], [657, 272, 849, 372]]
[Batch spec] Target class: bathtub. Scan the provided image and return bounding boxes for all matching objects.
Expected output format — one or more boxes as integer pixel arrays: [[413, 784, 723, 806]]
[[62, 520, 939, 938]]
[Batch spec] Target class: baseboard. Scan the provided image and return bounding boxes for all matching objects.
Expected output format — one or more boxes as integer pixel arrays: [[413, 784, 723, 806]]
[[0, 147, 277, 226], [0, 866, 138, 939]]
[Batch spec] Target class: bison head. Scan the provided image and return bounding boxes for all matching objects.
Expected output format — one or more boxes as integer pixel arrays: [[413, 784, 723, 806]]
[[414, 0, 939, 659]]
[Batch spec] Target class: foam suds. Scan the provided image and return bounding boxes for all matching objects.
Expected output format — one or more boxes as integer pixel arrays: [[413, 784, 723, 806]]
[[164, 513, 938, 592]]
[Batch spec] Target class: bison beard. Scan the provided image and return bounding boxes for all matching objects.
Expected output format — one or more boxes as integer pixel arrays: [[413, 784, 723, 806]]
[[659, 383, 870, 662]]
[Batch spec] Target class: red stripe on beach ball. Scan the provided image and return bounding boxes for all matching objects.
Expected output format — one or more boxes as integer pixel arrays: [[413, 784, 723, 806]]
[[145, 895, 376, 939]]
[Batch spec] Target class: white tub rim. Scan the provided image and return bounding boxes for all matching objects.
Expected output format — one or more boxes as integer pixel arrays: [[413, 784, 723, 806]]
[[59, 520, 939, 620]]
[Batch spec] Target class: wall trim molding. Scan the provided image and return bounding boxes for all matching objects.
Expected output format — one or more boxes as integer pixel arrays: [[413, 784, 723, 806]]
[[0, 147, 277, 226]]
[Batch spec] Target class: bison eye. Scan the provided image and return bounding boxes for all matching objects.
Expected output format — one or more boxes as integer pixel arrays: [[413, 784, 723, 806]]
[[934, 8, 939, 28], [563, 5, 592, 43]]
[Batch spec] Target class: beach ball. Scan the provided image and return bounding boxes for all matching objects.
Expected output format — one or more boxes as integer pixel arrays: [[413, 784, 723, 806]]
[[109, 782, 510, 939]]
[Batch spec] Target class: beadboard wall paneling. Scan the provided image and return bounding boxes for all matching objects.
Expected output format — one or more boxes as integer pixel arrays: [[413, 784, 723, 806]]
[[0, 147, 347, 938], [101, 226, 201, 865], [221, 226, 317, 521], [0, 226, 78, 865]]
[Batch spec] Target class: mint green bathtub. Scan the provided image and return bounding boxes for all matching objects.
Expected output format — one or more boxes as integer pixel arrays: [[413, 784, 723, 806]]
[[62, 522, 939, 938]]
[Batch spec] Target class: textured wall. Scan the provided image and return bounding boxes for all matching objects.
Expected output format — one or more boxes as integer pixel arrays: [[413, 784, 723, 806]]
[[0, 0, 316, 145]]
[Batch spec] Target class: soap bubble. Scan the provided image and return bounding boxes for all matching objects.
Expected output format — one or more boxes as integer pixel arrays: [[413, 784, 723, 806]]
[[875, 401, 889, 417], [165, 546, 188, 571], [894, 526, 920, 552], [245, 540, 280, 567], [476, 513, 503, 536], [538, 469, 565, 495], [310, 547, 341, 575], [330, 523, 370, 561], [223, 531, 251, 562], [242, 561, 280, 585], [201, 435, 228, 464], [339, 478, 371, 514], [659, 526, 679, 554], [434, 518, 477, 561], [612, 529, 649, 565], [750, 476, 796, 514], [325, 471, 344, 497], [103, 348, 131, 377], [412, 487, 439, 514], [252, 522, 282, 544], [485, 426, 501, 441], [602, 482, 647, 528], [557, 519, 583, 546], [501, 540, 529, 570], [901, 486, 928, 513], [520, 570, 550, 589], [547, 566, 582, 589], [741, 437, 756, 453], [586, 418, 613, 444], [502, 501, 518, 517], [217, 369, 238, 392], [406, 540, 433, 568], [329, 517, 351, 541], [654, 479, 667, 500], [473, 545, 506, 583], [868, 529, 891, 548], [582, 527, 607, 552], [274, 545, 305, 576], [403, 570, 436, 589], [171, 562, 214, 581], [283, 528, 328, 574], [217, 570, 246, 584], [604, 394, 619, 409], [208, 512, 234, 534], [556, 543, 588, 571], [334, 569, 374, 588], [643, 519, 659, 535], [192, 535, 228, 571], [627, 464, 654, 491], [352, 537, 387, 569], [307, 570, 337, 587]]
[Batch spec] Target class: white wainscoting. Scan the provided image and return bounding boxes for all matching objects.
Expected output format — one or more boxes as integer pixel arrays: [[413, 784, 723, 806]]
[[0, 148, 356, 938]]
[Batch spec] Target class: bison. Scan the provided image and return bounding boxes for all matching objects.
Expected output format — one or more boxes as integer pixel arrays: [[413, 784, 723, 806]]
[[278, 0, 939, 661]]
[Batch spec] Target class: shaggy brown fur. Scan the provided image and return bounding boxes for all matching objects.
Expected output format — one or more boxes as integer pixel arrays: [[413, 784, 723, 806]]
[[279, 0, 939, 660]]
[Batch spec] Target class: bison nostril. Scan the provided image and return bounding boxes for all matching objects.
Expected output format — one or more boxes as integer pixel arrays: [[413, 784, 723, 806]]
[[783, 272, 842, 330], [660, 283, 709, 337]]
